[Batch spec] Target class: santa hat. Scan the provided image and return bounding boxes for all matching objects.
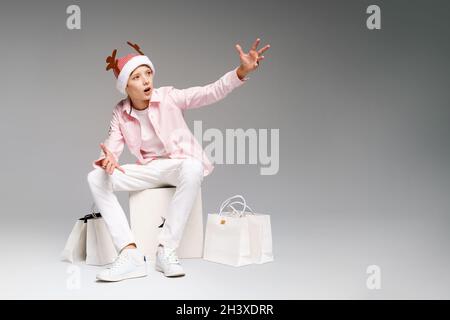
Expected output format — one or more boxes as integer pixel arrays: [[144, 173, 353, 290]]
[[105, 41, 156, 95]]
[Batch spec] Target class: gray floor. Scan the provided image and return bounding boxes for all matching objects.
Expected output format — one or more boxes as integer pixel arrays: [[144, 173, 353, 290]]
[[2, 215, 450, 300]]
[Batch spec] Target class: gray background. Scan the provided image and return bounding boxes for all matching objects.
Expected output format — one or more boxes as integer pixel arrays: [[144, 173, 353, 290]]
[[1, 0, 449, 299]]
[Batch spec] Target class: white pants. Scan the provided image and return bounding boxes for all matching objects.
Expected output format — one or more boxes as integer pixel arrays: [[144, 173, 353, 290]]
[[87, 158, 204, 251]]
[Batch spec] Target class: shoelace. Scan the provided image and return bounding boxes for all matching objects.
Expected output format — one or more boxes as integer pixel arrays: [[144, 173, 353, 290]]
[[109, 254, 130, 271]]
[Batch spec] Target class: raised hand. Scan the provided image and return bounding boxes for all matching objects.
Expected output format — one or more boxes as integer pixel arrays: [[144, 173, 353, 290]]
[[100, 143, 125, 175], [235, 38, 271, 78]]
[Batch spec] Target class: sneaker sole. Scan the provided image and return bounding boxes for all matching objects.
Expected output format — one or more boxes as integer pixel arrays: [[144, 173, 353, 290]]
[[96, 266, 148, 282], [155, 263, 185, 278]]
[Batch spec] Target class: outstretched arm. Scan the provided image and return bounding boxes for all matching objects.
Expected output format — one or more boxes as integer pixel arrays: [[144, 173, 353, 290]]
[[169, 38, 271, 110], [235, 38, 271, 80]]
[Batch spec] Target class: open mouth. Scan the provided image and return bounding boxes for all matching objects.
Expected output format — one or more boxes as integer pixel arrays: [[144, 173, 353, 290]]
[[144, 87, 152, 93]]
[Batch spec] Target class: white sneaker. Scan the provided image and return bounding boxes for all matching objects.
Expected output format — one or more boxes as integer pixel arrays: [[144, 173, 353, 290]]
[[155, 245, 185, 277], [96, 248, 148, 282]]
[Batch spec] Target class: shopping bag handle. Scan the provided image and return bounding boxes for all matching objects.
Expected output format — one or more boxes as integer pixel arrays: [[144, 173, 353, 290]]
[[90, 202, 100, 218], [219, 195, 255, 217], [227, 201, 255, 217], [79, 213, 103, 223], [219, 195, 245, 216], [78, 203, 102, 223]]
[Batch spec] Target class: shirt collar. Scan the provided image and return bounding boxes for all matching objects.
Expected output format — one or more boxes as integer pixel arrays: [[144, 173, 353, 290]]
[[121, 88, 161, 115]]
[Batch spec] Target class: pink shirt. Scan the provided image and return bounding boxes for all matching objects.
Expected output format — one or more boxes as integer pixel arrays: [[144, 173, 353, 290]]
[[131, 107, 169, 162], [93, 67, 248, 177]]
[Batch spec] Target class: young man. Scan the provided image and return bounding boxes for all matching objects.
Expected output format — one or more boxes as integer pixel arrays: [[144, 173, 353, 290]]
[[87, 39, 270, 282]]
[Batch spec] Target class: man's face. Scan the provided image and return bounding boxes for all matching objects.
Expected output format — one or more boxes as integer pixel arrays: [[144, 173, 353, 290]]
[[126, 65, 154, 101]]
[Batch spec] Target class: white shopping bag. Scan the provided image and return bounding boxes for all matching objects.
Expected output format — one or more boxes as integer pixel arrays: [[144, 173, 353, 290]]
[[247, 214, 274, 264], [85, 214, 118, 266], [61, 205, 118, 266], [203, 195, 274, 267], [60, 219, 87, 263]]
